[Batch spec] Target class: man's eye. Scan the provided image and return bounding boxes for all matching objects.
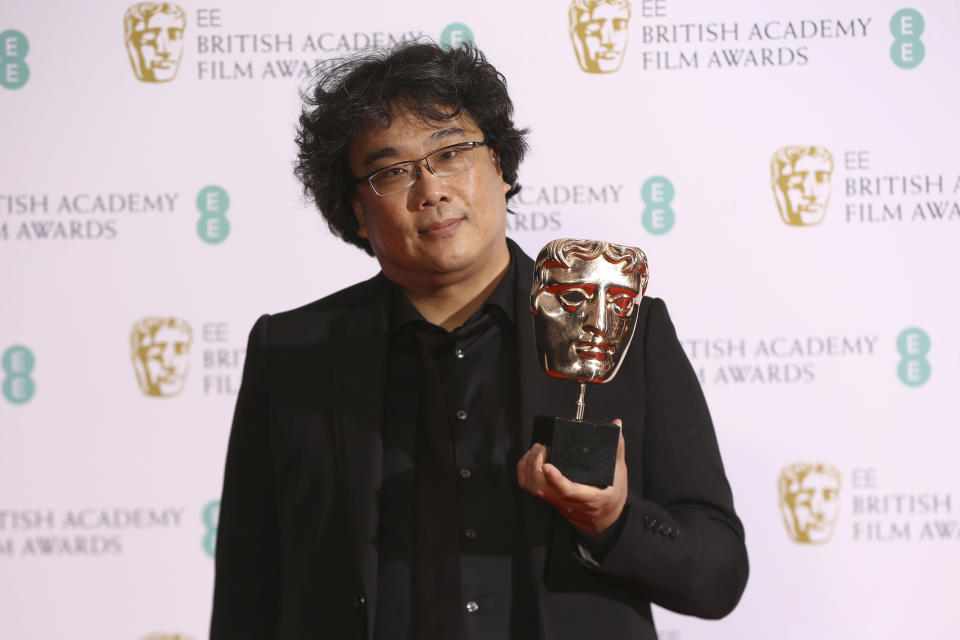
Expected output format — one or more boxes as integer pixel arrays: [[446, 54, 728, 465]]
[[383, 166, 411, 178]]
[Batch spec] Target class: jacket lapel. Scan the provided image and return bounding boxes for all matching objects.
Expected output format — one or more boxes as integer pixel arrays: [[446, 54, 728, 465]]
[[513, 244, 565, 545], [331, 274, 391, 637]]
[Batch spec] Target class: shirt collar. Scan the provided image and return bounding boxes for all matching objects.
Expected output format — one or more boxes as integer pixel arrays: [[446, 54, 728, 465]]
[[388, 242, 519, 335]]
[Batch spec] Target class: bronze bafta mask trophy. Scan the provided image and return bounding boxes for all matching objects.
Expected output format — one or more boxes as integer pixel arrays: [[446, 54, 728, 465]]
[[530, 238, 648, 486]]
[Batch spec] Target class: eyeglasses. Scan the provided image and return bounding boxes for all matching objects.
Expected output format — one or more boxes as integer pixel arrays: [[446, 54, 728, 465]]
[[355, 141, 487, 197]]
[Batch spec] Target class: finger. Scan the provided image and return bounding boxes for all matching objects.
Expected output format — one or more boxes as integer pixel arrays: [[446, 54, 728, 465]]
[[516, 455, 528, 490], [542, 463, 598, 501], [520, 444, 550, 497], [530, 443, 547, 471]]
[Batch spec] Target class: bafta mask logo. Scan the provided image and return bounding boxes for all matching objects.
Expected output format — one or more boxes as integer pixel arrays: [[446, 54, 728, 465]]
[[531, 238, 648, 383], [778, 463, 842, 544], [771, 146, 835, 226], [124, 3, 187, 83], [569, 0, 631, 74], [131, 317, 193, 397]]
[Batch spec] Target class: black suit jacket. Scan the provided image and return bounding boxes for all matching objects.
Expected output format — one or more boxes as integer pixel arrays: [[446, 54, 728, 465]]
[[211, 244, 748, 639]]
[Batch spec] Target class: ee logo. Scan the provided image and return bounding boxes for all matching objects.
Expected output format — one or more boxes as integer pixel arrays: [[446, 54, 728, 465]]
[[897, 328, 930, 386], [196, 185, 230, 244], [1, 30, 30, 90], [641, 176, 675, 235], [441, 23, 474, 49], [890, 9, 925, 69], [3, 345, 35, 404], [202, 500, 220, 558]]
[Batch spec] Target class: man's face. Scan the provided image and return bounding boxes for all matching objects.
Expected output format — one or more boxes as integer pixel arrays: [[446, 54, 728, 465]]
[[532, 256, 640, 383], [779, 154, 832, 225], [129, 12, 185, 82], [572, 3, 630, 73], [784, 471, 841, 543], [137, 326, 191, 396], [349, 109, 511, 289]]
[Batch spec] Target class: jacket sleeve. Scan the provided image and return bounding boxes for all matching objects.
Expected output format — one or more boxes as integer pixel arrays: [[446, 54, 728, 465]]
[[585, 297, 749, 619], [210, 314, 282, 638]]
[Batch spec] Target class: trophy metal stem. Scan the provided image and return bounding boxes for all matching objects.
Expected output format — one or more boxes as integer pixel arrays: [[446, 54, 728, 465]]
[[575, 382, 586, 421]]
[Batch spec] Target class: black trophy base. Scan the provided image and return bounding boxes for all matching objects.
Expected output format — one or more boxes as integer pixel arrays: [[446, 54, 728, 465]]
[[532, 415, 619, 487]]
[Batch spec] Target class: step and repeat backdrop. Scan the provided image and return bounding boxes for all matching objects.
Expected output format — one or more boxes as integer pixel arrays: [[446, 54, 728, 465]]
[[2, 0, 958, 638]]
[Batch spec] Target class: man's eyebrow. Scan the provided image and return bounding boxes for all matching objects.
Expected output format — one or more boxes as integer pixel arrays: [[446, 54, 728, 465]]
[[362, 146, 400, 168], [360, 128, 468, 168], [430, 126, 467, 141]]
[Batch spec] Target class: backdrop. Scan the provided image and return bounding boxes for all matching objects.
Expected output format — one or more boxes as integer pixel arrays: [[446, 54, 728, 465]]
[[2, 1, 958, 638]]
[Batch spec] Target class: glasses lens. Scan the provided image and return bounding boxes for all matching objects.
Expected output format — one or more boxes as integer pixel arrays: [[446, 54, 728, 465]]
[[370, 163, 417, 196], [428, 144, 478, 177]]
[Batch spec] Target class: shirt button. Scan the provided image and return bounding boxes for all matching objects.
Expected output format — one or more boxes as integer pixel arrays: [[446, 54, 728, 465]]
[[456, 409, 468, 421], [465, 528, 477, 539], [455, 348, 465, 359], [459, 468, 472, 479], [465, 601, 479, 613]]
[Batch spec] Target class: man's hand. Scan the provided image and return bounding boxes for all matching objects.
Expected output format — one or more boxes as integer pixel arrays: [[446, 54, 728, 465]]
[[516, 419, 628, 536]]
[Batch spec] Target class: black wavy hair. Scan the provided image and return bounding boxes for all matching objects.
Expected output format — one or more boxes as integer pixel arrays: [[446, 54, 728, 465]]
[[294, 41, 529, 255]]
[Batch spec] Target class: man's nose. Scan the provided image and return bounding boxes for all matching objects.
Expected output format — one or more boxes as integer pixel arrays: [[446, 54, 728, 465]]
[[408, 163, 449, 209]]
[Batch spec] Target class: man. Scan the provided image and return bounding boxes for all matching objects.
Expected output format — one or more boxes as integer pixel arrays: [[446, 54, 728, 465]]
[[123, 2, 186, 83], [779, 463, 842, 544], [212, 42, 747, 639], [130, 316, 192, 397], [771, 145, 834, 226], [569, 0, 632, 74]]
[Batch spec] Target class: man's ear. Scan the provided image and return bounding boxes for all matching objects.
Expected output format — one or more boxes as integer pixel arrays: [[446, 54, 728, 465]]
[[351, 196, 368, 239], [490, 148, 510, 195]]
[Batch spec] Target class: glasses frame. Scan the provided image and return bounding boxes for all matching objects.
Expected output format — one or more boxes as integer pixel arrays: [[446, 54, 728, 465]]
[[354, 141, 488, 197]]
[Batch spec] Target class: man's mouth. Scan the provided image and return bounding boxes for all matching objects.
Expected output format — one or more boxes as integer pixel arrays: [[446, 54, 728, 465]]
[[573, 341, 614, 360], [419, 217, 463, 237]]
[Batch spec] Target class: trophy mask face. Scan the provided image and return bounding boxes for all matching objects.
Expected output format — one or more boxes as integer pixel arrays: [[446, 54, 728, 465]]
[[125, 3, 186, 83], [532, 239, 647, 384], [772, 146, 834, 226], [131, 318, 192, 397], [569, 0, 631, 74], [778, 463, 842, 544]]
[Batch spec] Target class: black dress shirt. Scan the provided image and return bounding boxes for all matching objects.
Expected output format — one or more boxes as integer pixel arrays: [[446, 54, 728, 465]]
[[374, 249, 538, 640]]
